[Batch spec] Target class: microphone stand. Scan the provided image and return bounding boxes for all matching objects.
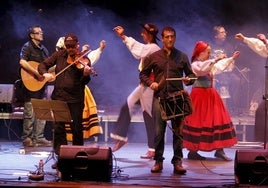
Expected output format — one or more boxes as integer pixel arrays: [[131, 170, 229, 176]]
[[234, 65, 250, 113], [263, 56, 268, 149], [234, 65, 249, 83]]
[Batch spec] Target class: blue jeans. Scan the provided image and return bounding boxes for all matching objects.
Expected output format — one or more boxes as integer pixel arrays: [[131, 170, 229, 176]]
[[152, 97, 184, 165], [21, 102, 46, 141]]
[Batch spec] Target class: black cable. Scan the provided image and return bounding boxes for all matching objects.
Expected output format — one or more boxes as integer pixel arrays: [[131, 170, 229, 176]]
[[110, 153, 129, 180]]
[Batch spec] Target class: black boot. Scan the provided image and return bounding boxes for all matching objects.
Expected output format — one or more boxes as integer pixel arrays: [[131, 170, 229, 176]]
[[214, 149, 232, 161], [187, 151, 206, 160]]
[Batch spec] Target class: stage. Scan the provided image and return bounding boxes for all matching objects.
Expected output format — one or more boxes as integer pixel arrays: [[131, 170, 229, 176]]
[[0, 139, 265, 188], [0, 108, 266, 187]]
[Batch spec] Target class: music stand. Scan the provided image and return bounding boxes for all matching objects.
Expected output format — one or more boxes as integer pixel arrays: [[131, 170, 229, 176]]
[[31, 98, 72, 163]]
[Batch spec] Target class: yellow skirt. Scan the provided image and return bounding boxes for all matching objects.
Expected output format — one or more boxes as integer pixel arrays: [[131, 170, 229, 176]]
[[65, 85, 103, 141]]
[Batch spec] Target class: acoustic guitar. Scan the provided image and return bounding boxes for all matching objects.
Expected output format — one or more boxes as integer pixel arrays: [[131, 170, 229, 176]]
[[20, 61, 55, 92], [21, 59, 97, 92]]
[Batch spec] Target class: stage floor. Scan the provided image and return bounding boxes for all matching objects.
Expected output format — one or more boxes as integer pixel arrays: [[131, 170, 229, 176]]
[[0, 140, 265, 188]]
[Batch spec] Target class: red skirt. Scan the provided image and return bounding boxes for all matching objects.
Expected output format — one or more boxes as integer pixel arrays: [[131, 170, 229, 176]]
[[183, 87, 237, 151]]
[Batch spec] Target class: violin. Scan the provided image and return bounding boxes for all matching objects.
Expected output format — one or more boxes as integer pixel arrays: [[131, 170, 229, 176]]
[[67, 52, 90, 69], [66, 50, 98, 76]]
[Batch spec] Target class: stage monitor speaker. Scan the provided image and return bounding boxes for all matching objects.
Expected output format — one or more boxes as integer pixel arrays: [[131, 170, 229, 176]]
[[58, 145, 113, 182], [235, 149, 268, 185], [0, 84, 14, 113]]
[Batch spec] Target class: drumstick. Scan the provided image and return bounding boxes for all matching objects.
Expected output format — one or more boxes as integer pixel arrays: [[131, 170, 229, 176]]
[[166, 77, 197, 81]]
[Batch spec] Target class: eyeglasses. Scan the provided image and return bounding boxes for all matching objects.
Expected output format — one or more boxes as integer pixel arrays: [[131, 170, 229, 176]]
[[33, 32, 43, 35]]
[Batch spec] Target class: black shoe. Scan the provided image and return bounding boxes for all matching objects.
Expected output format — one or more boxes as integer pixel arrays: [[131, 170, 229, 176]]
[[214, 150, 232, 161], [188, 151, 206, 160]]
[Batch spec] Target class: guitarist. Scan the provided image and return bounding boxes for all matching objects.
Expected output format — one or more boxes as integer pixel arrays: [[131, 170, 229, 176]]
[[19, 25, 52, 147]]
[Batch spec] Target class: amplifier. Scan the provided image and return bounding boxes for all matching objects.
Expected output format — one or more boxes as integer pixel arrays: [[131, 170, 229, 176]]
[[0, 84, 14, 113], [235, 149, 268, 185], [58, 145, 113, 182]]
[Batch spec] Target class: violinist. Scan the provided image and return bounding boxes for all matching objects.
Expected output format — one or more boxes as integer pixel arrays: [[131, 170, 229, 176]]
[[38, 33, 92, 163]]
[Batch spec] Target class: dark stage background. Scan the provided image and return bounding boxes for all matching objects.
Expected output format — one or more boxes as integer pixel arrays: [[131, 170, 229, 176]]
[[0, 0, 267, 111]]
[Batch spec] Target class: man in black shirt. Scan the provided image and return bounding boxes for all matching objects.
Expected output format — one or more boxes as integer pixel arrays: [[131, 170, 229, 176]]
[[38, 33, 92, 157], [140, 26, 195, 174], [19, 25, 51, 147]]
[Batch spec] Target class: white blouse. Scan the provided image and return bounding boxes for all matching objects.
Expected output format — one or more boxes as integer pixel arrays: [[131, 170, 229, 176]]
[[191, 57, 235, 76], [243, 37, 268, 58], [123, 36, 160, 71]]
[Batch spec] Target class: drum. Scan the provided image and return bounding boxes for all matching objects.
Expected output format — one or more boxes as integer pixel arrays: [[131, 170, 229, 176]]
[[159, 90, 193, 120]]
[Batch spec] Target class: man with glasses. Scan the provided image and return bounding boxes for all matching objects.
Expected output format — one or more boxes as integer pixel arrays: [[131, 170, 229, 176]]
[[19, 25, 52, 147], [211, 25, 243, 115]]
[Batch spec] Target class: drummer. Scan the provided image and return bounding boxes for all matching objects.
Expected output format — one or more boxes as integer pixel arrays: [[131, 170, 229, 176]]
[[140, 26, 196, 174]]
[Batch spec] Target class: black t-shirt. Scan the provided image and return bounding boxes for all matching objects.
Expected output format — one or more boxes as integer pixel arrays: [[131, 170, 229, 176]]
[[19, 40, 49, 101]]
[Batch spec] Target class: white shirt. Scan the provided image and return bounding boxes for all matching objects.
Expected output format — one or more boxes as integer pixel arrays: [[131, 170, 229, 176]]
[[243, 37, 268, 58], [123, 36, 160, 71]]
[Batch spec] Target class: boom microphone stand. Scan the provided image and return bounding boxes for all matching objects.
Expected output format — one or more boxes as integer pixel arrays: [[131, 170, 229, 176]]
[[234, 65, 250, 114], [263, 57, 268, 149]]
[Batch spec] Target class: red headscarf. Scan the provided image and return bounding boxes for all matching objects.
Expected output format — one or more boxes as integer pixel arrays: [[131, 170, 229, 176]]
[[191, 41, 209, 62]]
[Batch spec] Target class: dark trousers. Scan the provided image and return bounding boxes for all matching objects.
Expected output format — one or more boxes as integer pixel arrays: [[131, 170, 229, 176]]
[[53, 101, 84, 155], [152, 97, 184, 164]]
